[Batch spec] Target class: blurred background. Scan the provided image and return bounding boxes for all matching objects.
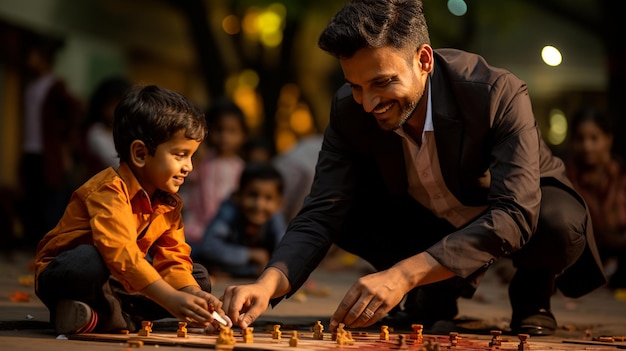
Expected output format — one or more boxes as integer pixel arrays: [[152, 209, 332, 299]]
[[0, 0, 622, 252]]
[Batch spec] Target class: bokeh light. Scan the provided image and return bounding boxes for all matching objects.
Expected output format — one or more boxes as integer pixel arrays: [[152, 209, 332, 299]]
[[541, 46, 562, 67], [447, 0, 467, 16], [547, 108, 568, 145], [222, 15, 240, 35]]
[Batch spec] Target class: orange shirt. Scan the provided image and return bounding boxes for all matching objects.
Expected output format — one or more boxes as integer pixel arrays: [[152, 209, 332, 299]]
[[35, 162, 197, 293]]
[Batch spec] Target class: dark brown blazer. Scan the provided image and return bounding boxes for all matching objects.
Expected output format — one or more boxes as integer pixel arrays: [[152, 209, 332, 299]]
[[269, 48, 605, 299]]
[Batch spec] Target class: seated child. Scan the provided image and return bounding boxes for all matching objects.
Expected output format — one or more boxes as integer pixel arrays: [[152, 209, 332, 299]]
[[34, 85, 230, 335], [192, 162, 286, 278]]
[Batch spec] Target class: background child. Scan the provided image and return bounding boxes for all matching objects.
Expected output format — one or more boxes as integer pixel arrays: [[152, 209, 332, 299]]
[[34, 85, 229, 335], [181, 98, 248, 248], [192, 162, 286, 278]]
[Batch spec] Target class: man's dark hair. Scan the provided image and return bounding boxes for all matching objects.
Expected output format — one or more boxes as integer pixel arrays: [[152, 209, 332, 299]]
[[318, 0, 431, 59], [113, 85, 207, 162], [239, 162, 284, 195]]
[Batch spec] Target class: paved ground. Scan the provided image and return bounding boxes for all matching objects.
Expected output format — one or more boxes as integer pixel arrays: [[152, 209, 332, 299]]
[[1, 250, 625, 350]]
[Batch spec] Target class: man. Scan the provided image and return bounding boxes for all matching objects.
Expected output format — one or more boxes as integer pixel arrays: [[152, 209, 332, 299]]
[[222, 0, 606, 336]]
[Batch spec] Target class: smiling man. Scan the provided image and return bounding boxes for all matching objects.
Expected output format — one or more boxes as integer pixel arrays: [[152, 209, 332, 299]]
[[221, 0, 606, 337]]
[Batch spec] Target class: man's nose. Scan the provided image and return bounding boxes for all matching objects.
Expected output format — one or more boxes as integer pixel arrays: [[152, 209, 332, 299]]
[[361, 91, 380, 113]]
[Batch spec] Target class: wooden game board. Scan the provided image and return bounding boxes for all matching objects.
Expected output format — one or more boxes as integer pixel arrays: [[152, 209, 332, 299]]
[[68, 328, 626, 350]]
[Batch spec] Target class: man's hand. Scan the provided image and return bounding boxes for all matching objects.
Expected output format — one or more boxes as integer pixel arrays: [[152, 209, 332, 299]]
[[221, 267, 290, 329], [330, 269, 408, 329], [330, 252, 456, 329]]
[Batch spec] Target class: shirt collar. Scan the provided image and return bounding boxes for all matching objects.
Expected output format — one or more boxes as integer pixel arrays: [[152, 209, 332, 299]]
[[116, 162, 180, 213]]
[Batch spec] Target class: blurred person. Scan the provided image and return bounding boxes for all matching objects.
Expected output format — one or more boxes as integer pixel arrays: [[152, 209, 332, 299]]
[[243, 137, 274, 164], [192, 162, 286, 278], [82, 76, 133, 177], [566, 107, 626, 293], [34, 85, 230, 335], [18, 32, 82, 250], [181, 98, 248, 248], [272, 134, 323, 223], [221, 0, 606, 337]]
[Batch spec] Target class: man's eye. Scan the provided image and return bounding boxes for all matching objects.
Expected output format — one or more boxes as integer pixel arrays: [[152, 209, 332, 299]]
[[375, 78, 392, 87]]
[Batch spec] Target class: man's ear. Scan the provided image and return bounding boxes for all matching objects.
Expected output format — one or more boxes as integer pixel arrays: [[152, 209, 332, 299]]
[[416, 44, 434, 73], [130, 140, 148, 168]]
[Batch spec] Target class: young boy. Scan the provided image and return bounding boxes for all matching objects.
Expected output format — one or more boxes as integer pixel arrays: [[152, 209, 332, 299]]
[[34, 85, 229, 335], [192, 162, 286, 278]]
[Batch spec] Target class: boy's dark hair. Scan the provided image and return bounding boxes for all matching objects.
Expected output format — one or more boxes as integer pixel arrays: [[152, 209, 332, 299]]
[[239, 162, 284, 195], [113, 85, 207, 162], [206, 97, 249, 136], [318, 0, 430, 59]]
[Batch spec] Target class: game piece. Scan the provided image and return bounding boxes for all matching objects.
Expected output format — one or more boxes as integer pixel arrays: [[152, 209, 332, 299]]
[[334, 323, 355, 345], [241, 327, 254, 343], [418, 340, 441, 351], [393, 334, 409, 350], [289, 330, 299, 347], [488, 330, 502, 348], [118, 329, 130, 335], [449, 331, 459, 348], [380, 325, 390, 341], [410, 323, 424, 344], [313, 320, 324, 340], [272, 324, 282, 340], [517, 333, 530, 350], [137, 321, 152, 337], [176, 321, 188, 338], [217, 325, 236, 345], [127, 339, 144, 348]]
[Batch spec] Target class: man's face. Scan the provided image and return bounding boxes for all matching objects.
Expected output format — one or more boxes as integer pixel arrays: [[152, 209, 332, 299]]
[[340, 46, 429, 131]]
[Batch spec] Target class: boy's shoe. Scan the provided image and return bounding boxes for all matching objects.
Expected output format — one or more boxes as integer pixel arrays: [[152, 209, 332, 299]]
[[55, 300, 98, 335]]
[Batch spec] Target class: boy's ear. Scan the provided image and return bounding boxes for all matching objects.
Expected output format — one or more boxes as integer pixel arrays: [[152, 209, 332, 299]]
[[130, 140, 148, 167]]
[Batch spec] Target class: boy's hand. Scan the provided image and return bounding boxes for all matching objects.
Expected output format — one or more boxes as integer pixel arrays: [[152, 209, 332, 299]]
[[142, 280, 231, 327], [163, 290, 215, 325]]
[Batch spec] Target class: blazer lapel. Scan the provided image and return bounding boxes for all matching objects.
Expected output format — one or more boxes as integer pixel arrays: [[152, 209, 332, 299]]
[[430, 70, 464, 198]]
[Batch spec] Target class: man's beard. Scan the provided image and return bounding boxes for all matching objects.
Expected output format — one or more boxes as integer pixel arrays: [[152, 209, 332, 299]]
[[377, 91, 421, 132]]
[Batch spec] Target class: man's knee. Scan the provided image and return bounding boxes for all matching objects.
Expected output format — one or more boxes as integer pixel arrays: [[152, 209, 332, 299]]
[[517, 187, 588, 272]]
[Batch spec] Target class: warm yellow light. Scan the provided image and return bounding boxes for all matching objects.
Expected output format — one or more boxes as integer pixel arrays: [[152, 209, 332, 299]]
[[233, 86, 261, 130], [238, 69, 260, 89], [222, 15, 240, 35], [547, 109, 568, 145], [289, 104, 313, 135], [242, 10, 260, 35], [258, 11, 281, 33], [261, 31, 283, 47], [541, 46, 562, 67], [276, 130, 297, 154]]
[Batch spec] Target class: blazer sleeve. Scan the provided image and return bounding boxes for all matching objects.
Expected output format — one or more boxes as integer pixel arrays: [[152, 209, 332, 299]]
[[267, 91, 358, 296]]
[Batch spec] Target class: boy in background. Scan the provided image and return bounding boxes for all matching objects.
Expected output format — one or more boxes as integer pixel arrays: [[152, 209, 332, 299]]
[[192, 162, 286, 278], [34, 85, 230, 335]]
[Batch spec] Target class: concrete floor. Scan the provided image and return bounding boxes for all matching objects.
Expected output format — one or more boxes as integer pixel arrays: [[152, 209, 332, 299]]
[[1, 250, 626, 350]]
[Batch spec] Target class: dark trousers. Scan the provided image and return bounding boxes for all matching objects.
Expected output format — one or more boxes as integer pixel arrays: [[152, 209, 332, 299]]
[[335, 185, 587, 319], [37, 245, 212, 332]]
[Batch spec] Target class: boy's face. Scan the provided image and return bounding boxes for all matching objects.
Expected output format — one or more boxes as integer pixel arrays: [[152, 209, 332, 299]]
[[236, 179, 282, 226], [209, 114, 246, 157], [140, 130, 201, 196]]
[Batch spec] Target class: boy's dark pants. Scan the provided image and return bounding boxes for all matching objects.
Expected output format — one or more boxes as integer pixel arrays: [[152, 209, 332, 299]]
[[37, 245, 212, 332]]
